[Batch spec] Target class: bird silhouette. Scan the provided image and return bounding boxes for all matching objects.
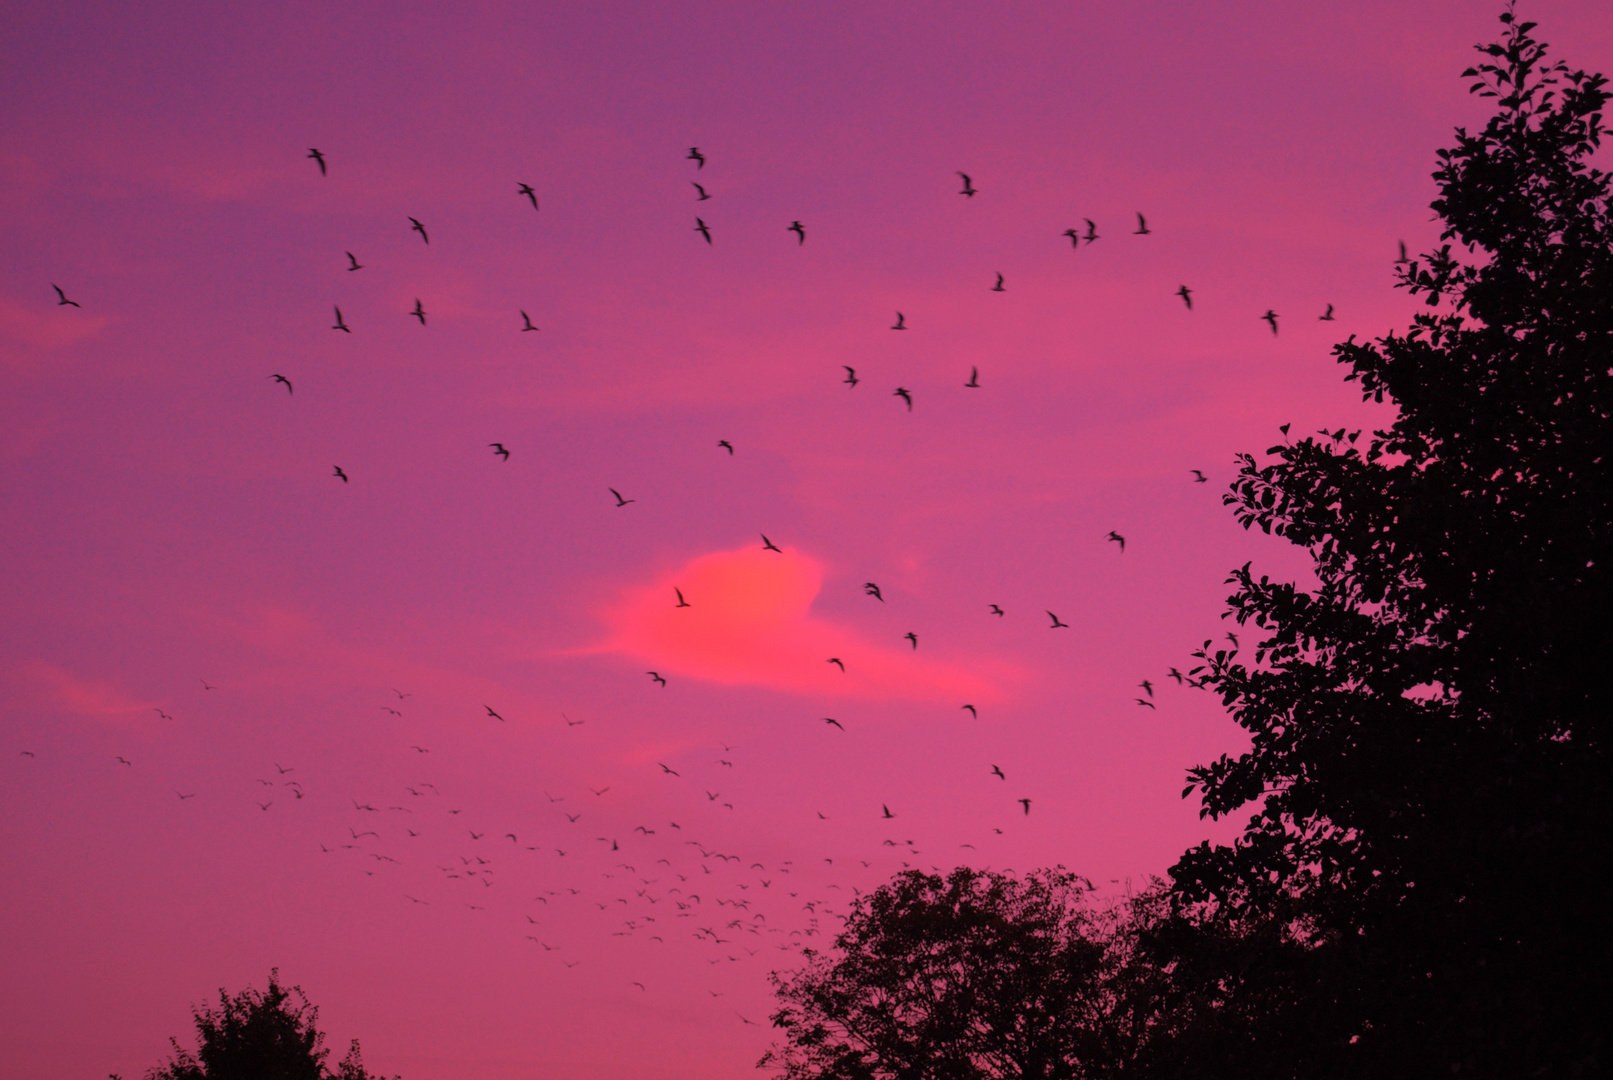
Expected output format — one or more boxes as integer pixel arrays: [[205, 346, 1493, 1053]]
[[761, 534, 782, 552], [991, 765, 1005, 780], [881, 805, 895, 819], [989, 604, 1004, 617], [270, 374, 293, 395], [864, 582, 883, 602], [345, 251, 363, 271], [52, 284, 80, 307], [1319, 303, 1335, 321], [788, 221, 805, 245], [1048, 611, 1069, 629], [486, 705, 505, 721], [409, 217, 429, 244], [1062, 228, 1082, 249], [177, 790, 196, 799], [1191, 469, 1208, 483], [675, 588, 691, 608], [894, 387, 913, 411], [1107, 531, 1126, 552], [1167, 668, 1185, 685], [490, 442, 510, 461], [411, 299, 426, 325], [658, 762, 679, 776], [904, 632, 918, 650], [648, 672, 667, 687], [1134, 212, 1151, 235], [1018, 798, 1032, 815], [992, 272, 1005, 292], [1262, 309, 1279, 335], [1177, 284, 1193, 310], [957, 172, 977, 197], [692, 181, 711, 201], [307, 148, 326, 175], [687, 147, 705, 169], [695, 218, 712, 244], [332, 305, 351, 333], [1139, 679, 1154, 698], [964, 367, 980, 388], [1083, 219, 1099, 243], [717, 439, 733, 455], [610, 488, 635, 506], [827, 658, 845, 672], [825, 717, 844, 731], [115, 756, 132, 766], [1396, 240, 1410, 264], [842, 366, 859, 387], [1135, 698, 1156, 709], [961, 704, 977, 718], [518, 183, 539, 210], [521, 310, 539, 332], [333, 466, 349, 483], [891, 311, 906, 330]]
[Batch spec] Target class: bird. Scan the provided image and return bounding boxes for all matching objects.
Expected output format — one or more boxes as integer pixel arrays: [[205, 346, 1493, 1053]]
[[964, 367, 980, 388], [1319, 303, 1335, 321], [1134, 212, 1151, 235], [717, 439, 733, 455], [411, 299, 426, 325], [1167, 668, 1186, 685], [881, 805, 895, 819], [1177, 284, 1193, 310], [1226, 631, 1240, 649], [687, 147, 705, 168], [957, 172, 977, 197], [1083, 219, 1099, 243], [345, 251, 364, 271], [333, 466, 349, 483], [1135, 698, 1156, 709], [695, 217, 712, 244], [904, 632, 918, 650], [1139, 679, 1154, 698], [961, 704, 977, 718], [992, 272, 1005, 292], [485, 705, 505, 721], [568, 717, 587, 727], [658, 762, 680, 776], [307, 148, 326, 175], [891, 312, 906, 330], [824, 718, 844, 731], [258, 800, 273, 811], [1191, 469, 1208, 483], [788, 221, 805, 245], [1048, 611, 1069, 629], [990, 765, 1005, 780], [1396, 240, 1410, 264], [518, 183, 539, 210], [842, 366, 859, 387], [827, 658, 845, 672], [1018, 798, 1032, 815], [609, 488, 635, 506], [761, 534, 782, 552], [894, 387, 913, 411], [115, 756, 132, 766], [177, 791, 196, 799], [201, 680, 215, 690], [989, 604, 1004, 617], [408, 217, 429, 244], [521, 310, 539, 332], [692, 182, 711, 201], [1106, 531, 1125, 552], [675, 588, 691, 608], [52, 284, 80, 307], [332, 306, 351, 332], [153, 708, 172, 719], [1262, 309, 1279, 335], [648, 672, 667, 687], [270, 374, 293, 395], [864, 582, 884, 602], [1062, 228, 1082, 249]]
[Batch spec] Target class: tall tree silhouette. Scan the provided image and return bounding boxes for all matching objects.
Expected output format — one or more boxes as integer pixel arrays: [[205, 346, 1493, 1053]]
[[1170, 8, 1610, 1076], [138, 970, 395, 1080]]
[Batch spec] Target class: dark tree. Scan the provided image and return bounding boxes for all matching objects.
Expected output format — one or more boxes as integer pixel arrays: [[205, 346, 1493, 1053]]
[[139, 971, 395, 1080], [762, 868, 1157, 1080], [1169, 8, 1611, 1077]]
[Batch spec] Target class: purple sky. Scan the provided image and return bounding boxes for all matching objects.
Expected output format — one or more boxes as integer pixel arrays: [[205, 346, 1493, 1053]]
[[4, 3, 1609, 1077]]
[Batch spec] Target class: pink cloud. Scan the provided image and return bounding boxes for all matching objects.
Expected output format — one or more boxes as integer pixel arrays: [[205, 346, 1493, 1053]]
[[596, 545, 1007, 704], [0, 297, 107, 352], [8, 659, 153, 720]]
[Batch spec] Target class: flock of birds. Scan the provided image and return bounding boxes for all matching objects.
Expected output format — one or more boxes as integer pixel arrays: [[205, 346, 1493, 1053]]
[[25, 141, 1391, 1030]]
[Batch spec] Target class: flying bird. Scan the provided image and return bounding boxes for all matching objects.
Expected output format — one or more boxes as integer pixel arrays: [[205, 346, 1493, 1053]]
[[842, 366, 859, 387], [52, 284, 80, 307], [411, 298, 426, 325], [864, 582, 883, 602], [333, 466, 349, 483], [687, 147, 705, 169], [1167, 668, 1186, 685], [990, 765, 1005, 780], [307, 148, 326, 175], [332, 305, 351, 332], [891, 311, 906, 330], [408, 217, 429, 244], [964, 366, 980, 388], [521, 310, 539, 331], [1083, 219, 1099, 243], [270, 374, 293, 395], [648, 672, 667, 687], [824, 717, 844, 731], [692, 181, 711, 200], [658, 762, 680, 776], [1019, 798, 1032, 815], [609, 488, 635, 506], [1262, 309, 1279, 335], [1048, 611, 1068, 629], [761, 534, 782, 552], [717, 439, 733, 454], [177, 791, 196, 799], [1319, 303, 1335, 321], [787, 220, 805, 245], [1106, 531, 1125, 552], [1177, 284, 1193, 310], [881, 805, 895, 819], [961, 704, 977, 718], [675, 588, 691, 608], [695, 217, 712, 244], [894, 387, 912, 411], [1062, 228, 1082, 249], [1134, 212, 1151, 235], [1139, 679, 1154, 698], [1396, 240, 1410, 264], [1191, 469, 1208, 482], [904, 632, 918, 650], [827, 658, 845, 672], [490, 442, 510, 461], [957, 172, 976, 197], [989, 604, 1004, 617], [345, 251, 363, 271], [486, 706, 505, 721], [115, 756, 132, 766], [518, 183, 539, 210], [1135, 698, 1156, 709], [992, 272, 1005, 292]]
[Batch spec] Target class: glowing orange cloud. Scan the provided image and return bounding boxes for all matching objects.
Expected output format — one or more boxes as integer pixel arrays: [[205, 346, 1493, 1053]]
[[599, 545, 1003, 703]]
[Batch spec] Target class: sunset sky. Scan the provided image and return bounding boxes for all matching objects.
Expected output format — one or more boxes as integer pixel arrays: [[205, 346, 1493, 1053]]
[[5, 3, 1610, 1078]]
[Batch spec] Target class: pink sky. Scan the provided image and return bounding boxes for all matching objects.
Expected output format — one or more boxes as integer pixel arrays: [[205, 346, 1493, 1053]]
[[4, 3, 1609, 1078]]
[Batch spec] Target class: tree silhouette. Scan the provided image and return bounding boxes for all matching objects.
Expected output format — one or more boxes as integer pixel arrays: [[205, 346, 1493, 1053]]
[[1169, 7, 1611, 1076], [138, 970, 396, 1080]]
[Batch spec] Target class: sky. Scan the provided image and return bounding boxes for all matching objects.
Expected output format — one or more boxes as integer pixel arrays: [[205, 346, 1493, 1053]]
[[3, 2, 1609, 1078]]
